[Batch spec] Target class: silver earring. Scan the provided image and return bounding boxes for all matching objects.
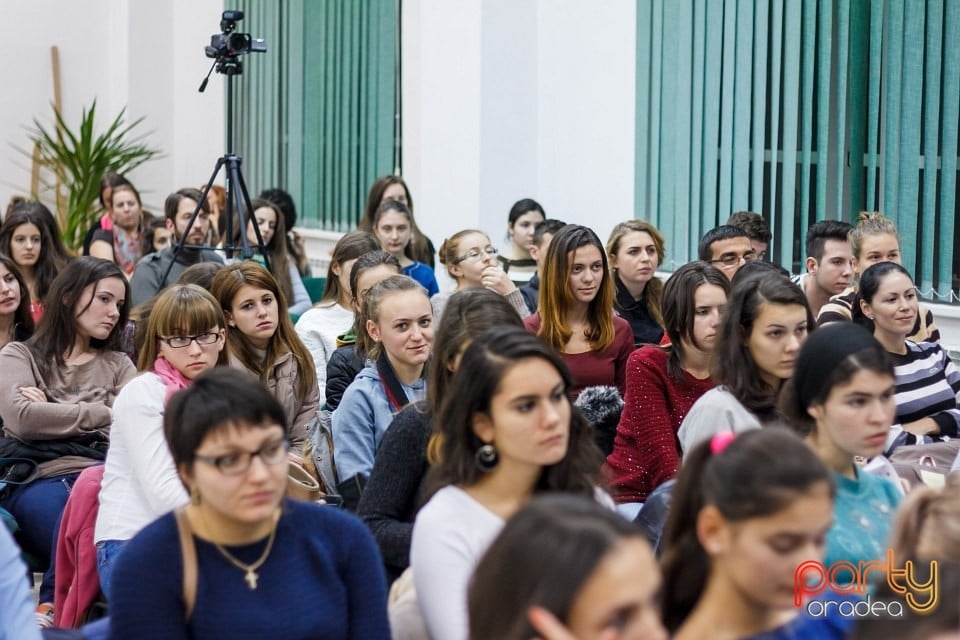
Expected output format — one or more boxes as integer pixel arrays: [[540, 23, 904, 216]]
[[474, 444, 498, 472]]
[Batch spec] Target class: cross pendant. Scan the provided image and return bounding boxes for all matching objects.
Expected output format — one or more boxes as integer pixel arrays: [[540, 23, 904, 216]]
[[244, 570, 258, 590]]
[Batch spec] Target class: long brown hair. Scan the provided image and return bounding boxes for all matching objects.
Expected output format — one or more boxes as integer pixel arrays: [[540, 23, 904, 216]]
[[233, 198, 294, 304], [537, 224, 616, 352], [26, 257, 129, 379], [0, 253, 34, 339], [210, 262, 317, 400], [360, 175, 434, 266], [427, 326, 603, 497], [0, 202, 72, 303], [319, 230, 380, 305], [711, 273, 813, 421]]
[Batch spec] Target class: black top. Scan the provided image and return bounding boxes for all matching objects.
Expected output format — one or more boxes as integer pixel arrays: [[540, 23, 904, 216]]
[[356, 402, 431, 582], [519, 272, 540, 313], [614, 275, 664, 347], [324, 345, 366, 411]]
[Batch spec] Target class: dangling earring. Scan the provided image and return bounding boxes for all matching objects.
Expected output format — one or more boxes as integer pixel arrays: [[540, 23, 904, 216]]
[[474, 444, 498, 472], [190, 486, 201, 505]]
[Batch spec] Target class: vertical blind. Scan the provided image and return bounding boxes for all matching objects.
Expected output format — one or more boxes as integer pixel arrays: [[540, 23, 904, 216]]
[[636, 0, 960, 300], [232, 0, 399, 231]]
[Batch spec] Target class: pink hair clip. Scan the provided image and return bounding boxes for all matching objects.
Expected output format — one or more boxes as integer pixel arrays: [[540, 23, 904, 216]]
[[710, 431, 737, 455]]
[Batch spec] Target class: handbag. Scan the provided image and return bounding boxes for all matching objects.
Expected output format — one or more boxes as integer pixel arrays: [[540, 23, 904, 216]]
[[889, 440, 960, 489], [0, 457, 40, 502]]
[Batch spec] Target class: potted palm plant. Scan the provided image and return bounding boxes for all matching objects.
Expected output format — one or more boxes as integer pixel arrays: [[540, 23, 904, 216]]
[[23, 100, 162, 250]]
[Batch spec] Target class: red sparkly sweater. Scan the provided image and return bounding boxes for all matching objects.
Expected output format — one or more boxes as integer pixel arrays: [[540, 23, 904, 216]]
[[605, 345, 715, 503]]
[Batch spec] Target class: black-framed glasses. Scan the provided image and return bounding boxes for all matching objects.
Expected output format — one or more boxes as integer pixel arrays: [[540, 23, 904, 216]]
[[195, 439, 290, 476], [710, 252, 759, 268], [453, 246, 498, 265], [160, 332, 221, 349]]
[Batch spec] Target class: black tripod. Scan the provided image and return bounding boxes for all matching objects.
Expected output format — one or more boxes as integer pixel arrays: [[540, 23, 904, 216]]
[[160, 28, 269, 289]]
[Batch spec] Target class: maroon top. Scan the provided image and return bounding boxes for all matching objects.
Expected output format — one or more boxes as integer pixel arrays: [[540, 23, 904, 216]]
[[523, 314, 634, 400], [605, 345, 715, 503]]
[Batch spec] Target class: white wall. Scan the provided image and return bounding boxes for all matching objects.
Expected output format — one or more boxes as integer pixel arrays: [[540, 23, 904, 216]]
[[0, 0, 224, 218], [402, 0, 636, 252]]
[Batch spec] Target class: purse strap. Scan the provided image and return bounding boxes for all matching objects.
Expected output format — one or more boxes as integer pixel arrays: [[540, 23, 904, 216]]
[[174, 509, 197, 620]]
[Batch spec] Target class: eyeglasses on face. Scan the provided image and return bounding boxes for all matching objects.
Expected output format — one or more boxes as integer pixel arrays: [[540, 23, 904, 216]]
[[194, 439, 290, 476], [159, 332, 221, 349], [453, 246, 498, 265], [710, 252, 759, 268]]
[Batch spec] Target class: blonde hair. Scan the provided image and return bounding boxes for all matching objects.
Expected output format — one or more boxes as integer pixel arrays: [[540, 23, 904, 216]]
[[891, 484, 960, 563], [848, 212, 899, 260], [137, 284, 228, 372], [362, 275, 429, 360], [438, 229, 488, 280], [606, 220, 666, 328]]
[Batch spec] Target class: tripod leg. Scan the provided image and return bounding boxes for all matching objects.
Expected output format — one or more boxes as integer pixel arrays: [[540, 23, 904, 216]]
[[159, 157, 227, 290], [230, 158, 270, 270]]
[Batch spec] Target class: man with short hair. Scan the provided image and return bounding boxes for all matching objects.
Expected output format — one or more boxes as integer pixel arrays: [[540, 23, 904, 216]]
[[130, 188, 224, 306], [519, 218, 566, 313], [790, 220, 854, 317], [698, 224, 756, 280], [727, 211, 771, 260]]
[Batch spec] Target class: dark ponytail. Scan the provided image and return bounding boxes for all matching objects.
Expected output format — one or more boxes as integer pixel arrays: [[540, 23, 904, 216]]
[[660, 428, 834, 632]]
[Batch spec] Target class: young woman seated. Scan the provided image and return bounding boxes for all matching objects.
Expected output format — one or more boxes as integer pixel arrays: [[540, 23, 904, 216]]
[[523, 224, 633, 400], [295, 231, 380, 406], [469, 494, 666, 640], [606, 220, 667, 346], [370, 200, 439, 297], [108, 368, 389, 639], [677, 272, 812, 454], [0, 257, 134, 623], [661, 429, 846, 640], [357, 289, 523, 581], [212, 262, 318, 456], [331, 275, 433, 508], [855, 261, 960, 453], [606, 261, 728, 511], [432, 229, 530, 322], [95, 284, 227, 597], [410, 326, 606, 640]]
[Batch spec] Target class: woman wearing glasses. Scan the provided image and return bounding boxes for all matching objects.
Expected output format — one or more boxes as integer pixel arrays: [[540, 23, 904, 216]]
[[109, 368, 389, 639], [95, 284, 227, 597], [211, 262, 318, 456], [431, 229, 530, 322]]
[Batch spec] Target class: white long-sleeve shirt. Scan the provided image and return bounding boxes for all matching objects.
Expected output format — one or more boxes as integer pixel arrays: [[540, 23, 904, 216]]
[[295, 302, 355, 406], [95, 372, 188, 544]]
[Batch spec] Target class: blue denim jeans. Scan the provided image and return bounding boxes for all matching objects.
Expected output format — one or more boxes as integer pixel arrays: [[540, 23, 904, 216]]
[[95, 539, 127, 602]]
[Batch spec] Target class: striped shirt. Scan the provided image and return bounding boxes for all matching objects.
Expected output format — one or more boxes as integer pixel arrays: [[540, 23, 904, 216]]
[[817, 286, 940, 343], [890, 341, 960, 437]]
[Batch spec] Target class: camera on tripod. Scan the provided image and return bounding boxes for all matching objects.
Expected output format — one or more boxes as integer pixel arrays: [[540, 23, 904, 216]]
[[205, 10, 266, 59]]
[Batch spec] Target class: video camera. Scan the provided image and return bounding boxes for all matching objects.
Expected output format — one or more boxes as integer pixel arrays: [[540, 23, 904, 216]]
[[205, 10, 266, 59]]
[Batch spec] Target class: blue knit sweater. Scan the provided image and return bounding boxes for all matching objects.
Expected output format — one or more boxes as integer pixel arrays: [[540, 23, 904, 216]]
[[109, 499, 389, 640], [824, 468, 901, 578]]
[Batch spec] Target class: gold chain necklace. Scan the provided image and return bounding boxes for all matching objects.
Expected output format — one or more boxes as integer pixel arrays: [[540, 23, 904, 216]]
[[212, 524, 278, 590]]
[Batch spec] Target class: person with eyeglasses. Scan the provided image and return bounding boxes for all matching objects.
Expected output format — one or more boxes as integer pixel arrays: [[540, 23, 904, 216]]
[[431, 229, 530, 323], [108, 367, 389, 639], [697, 224, 757, 280], [95, 284, 228, 600]]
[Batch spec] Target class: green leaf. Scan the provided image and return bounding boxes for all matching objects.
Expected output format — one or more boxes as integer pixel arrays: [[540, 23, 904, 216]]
[[18, 101, 163, 250]]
